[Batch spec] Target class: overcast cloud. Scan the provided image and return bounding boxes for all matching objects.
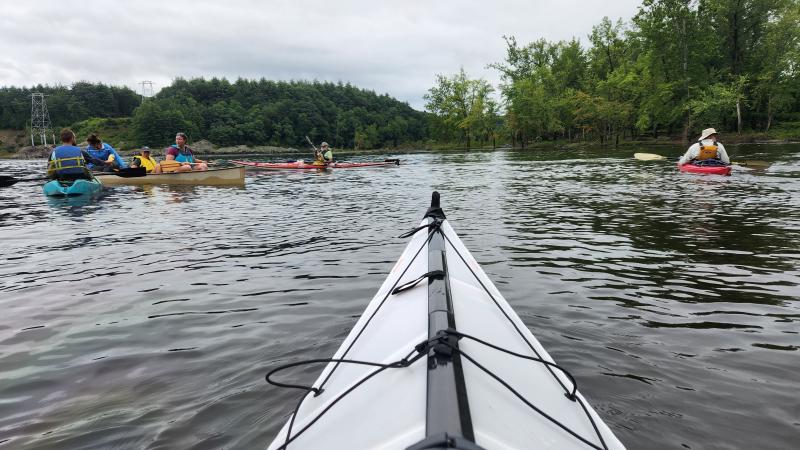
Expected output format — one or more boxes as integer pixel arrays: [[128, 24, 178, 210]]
[[1, 0, 643, 110]]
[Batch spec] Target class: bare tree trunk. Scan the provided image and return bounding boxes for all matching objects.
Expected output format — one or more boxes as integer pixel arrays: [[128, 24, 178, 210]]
[[736, 99, 742, 134], [765, 96, 773, 132]]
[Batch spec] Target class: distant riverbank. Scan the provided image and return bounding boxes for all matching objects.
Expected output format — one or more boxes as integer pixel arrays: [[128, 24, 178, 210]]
[[2, 134, 797, 160]]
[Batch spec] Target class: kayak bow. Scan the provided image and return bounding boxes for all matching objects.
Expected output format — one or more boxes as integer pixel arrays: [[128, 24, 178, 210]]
[[266, 192, 625, 450]]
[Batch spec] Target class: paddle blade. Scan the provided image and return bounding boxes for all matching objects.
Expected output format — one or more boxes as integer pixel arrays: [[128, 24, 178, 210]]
[[114, 167, 147, 177], [732, 160, 770, 168], [0, 175, 20, 187], [634, 153, 667, 161]]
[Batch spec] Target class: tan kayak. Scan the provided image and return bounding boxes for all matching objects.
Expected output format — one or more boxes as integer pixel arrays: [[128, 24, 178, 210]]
[[95, 167, 245, 186]]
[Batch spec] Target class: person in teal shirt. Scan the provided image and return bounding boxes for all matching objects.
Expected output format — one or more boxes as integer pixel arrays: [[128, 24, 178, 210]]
[[170, 132, 208, 171], [84, 134, 127, 171]]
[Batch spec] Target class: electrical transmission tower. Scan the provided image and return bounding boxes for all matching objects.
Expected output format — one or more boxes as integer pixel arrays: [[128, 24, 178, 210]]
[[139, 80, 154, 100], [30, 93, 53, 147]]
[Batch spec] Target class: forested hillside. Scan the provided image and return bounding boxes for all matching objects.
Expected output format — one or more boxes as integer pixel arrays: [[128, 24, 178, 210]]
[[0, 78, 429, 150], [133, 78, 428, 149]]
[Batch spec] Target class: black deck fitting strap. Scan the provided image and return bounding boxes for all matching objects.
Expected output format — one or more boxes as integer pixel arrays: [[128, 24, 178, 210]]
[[392, 270, 445, 295], [406, 433, 488, 450]]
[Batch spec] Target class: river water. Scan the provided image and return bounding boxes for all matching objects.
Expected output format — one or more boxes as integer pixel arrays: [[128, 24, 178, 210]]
[[1, 144, 798, 449]]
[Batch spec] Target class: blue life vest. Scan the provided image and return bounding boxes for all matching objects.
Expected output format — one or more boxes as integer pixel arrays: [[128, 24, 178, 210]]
[[85, 143, 128, 169], [49, 145, 87, 177], [171, 144, 196, 164]]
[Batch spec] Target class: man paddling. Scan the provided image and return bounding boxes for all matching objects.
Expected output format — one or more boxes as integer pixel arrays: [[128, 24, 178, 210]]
[[679, 128, 731, 166], [312, 141, 333, 166], [47, 129, 94, 181]]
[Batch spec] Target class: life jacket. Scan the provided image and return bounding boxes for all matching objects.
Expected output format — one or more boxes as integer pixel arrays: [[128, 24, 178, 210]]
[[323, 149, 333, 162], [172, 144, 195, 163], [132, 155, 157, 173], [695, 141, 719, 161], [48, 145, 88, 178], [160, 159, 183, 173]]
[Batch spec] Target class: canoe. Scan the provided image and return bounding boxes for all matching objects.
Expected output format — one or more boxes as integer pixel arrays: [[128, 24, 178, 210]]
[[42, 178, 102, 197], [94, 167, 245, 186], [678, 162, 732, 176], [232, 159, 400, 170], [266, 192, 625, 450]]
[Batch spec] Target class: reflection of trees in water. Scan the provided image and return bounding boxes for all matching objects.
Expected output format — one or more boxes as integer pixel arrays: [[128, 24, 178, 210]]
[[498, 157, 799, 310]]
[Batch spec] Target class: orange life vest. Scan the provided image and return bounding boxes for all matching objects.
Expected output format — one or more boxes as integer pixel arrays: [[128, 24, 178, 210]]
[[696, 141, 719, 160]]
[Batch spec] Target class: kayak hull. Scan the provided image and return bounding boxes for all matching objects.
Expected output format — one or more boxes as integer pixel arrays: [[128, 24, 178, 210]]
[[94, 167, 245, 186], [267, 195, 625, 450], [678, 162, 732, 175], [233, 159, 400, 170], [42, 178, 102, 197]]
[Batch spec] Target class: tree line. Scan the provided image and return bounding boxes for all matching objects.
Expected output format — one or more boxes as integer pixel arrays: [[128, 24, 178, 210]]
[[0, 82, 141, 130], [426, 0, 800, 147], [0, 78, 429, 150], [132, 78, 428, 149]]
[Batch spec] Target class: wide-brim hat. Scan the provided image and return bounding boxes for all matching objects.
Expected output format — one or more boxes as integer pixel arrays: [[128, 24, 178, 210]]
[[699, 128, 718, 140]]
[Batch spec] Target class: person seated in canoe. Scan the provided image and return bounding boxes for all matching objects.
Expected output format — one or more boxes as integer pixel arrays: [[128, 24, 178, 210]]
[[679, 128, 730, 166], [84, 134, 127, 172], [129, 146, 162, 174], [170, 132, 208, 171], [159, 147, 191, 173], [47, 128, 94, 181]]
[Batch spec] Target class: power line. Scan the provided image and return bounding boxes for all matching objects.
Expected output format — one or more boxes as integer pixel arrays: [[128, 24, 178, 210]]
[[139, 80, 155, 100], [30, 93, 53, 147]]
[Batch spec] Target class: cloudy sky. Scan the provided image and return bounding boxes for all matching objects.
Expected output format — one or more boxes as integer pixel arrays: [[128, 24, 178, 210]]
[[1, 0, 643, 110]]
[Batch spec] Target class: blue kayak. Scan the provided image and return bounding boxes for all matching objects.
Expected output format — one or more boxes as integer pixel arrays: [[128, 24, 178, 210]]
[[42, 178, 103, 197]]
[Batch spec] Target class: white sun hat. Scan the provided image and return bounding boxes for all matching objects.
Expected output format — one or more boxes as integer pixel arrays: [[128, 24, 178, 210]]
[[699, 128, 718, 140]]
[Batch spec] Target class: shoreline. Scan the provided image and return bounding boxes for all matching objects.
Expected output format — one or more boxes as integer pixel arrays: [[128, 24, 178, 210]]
[[1, 137, 798, 160]]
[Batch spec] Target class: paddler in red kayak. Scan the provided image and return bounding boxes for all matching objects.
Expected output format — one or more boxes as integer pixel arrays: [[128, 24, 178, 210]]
[[679, 128, 730, 166], [312, 141, 334, 166]]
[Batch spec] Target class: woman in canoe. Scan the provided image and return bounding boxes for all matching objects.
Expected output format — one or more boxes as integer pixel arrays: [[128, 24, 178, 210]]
[[170, 132, 208, 171], [679, 128, 731, 166], [85, 134, 127, 171]]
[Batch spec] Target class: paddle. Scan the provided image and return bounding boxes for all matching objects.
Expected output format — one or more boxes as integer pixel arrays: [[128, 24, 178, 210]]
[[0, 175, 49, 187], [305, 135, 318, 152], [95, 167, 148, 177], [634, 153, 666, 161], [633, 152, 769, 167]]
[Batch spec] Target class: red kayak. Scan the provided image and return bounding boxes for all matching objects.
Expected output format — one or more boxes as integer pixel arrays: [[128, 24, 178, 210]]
[[232, 159, 400, 170], [678, 162, 732, 176]]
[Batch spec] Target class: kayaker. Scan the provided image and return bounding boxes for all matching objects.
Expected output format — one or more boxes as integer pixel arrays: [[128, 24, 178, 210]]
[[171, 132, 208, 171], [679, 128, 731, 166], [130, 146, 161, 173], [47, 128, 94, 181], [320, 142, 333, 163], [159, 147, 191, 173], [85, 134, 127, 171]]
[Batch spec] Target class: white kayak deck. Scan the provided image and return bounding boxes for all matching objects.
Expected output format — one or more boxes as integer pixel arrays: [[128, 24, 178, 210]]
[[268, 214, 625, 450]]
